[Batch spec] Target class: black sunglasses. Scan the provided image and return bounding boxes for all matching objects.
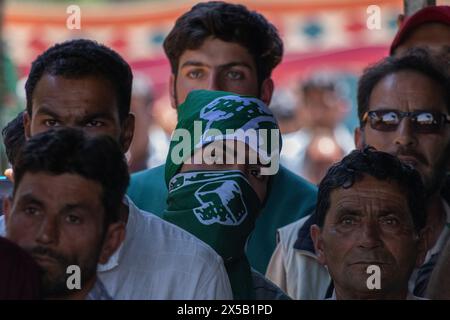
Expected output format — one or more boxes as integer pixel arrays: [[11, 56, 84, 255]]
[[362, 109, 450, 134]]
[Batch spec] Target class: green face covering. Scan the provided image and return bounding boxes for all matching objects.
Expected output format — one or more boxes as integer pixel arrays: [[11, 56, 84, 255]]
[[165, 170, 261, 261], [163, 90, 281, 299], [165, 169, 260, 300]]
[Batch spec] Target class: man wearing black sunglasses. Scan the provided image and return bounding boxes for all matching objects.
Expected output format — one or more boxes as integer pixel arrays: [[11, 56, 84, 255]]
[[354, 48, 450, 298], [267, 48, 450, 299], [355, 51, 450, 191]]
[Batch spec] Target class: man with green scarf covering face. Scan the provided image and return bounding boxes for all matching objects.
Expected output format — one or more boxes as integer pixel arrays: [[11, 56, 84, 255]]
[[164, 90, 288, 299], [127, 2, 318, 277]]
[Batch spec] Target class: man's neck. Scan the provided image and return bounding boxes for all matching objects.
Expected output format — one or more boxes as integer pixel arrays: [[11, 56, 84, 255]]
[[119, 201, 129, 224]]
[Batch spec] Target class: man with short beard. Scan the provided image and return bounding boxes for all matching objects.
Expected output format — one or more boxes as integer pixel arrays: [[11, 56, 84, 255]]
[[0, 39, 232, 299], [4, 129, 128, 299]]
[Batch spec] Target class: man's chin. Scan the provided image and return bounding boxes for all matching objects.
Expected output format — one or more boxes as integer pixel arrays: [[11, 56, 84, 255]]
[[41, 272, 71, 298]]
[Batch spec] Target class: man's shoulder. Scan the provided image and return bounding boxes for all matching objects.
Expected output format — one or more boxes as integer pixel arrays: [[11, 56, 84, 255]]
[[263, 165, 317, 220], [130, 164, 165, 188], [127, 165, 167, 214], [251, 269, 291, 300], [276, 165, 317, 196], [277, 215, 311, 252]]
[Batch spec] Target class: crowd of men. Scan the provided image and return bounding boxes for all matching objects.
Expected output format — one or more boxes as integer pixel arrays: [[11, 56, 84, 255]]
[[0, 1, 449, 300]]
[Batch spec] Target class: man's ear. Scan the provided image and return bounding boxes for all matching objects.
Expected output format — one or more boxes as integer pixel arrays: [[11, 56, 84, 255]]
[[169, 74, 177, 110], [311, 224, 326, 265], [120, 113, 135, 153], [416, 226, 430, 268], [354, 127, 364, 149], [3, 196, 12, 225], [23, 112, 31, 139], [98, 222, 126, 265], [260, 78, 274, 106]]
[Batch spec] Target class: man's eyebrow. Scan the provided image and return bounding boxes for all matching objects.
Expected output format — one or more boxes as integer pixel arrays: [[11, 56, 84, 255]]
[[377, 208, 407, 217], [180, 61, 253, 70], [34, 106, 61, 118], [16, 193, 44, 207], [60, 203, 91, 215], [180, 60, 210, 69], [83, 112, 115, 121], [335, 207, 361, 217], [219, 62, 253, 70]]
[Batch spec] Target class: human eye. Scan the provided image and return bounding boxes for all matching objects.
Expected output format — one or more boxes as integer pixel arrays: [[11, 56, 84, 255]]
[[186, 69, 204, 80], [65, 214, 82, 225], [341, 216, 358, 226], [226, 70, 245, 80], [337, 213, 361, 229], [24, 206, 40, 216], [379, 215, 400, 229], [44, 119, 61, 127], [247, 166, 267, 182], [85, 120, 105, 127]]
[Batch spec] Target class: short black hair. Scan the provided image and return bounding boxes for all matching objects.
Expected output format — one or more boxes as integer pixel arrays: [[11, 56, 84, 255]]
[[163, 1, 283, 86], [13, 128, 129, 225], [1, 112, 25, 166], [358, 48, 450, 127], [25, 39, 133, 122], [315, 147, 427, 233]]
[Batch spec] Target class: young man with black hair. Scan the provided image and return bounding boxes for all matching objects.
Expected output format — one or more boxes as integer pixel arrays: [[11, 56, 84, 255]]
[[127, 0, 318, 276]]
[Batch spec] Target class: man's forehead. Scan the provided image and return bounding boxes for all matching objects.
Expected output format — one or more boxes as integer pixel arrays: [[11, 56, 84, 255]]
[[368, 71, 447, 110], [32, 75, 119, 115], [178, 38, 255, 68], [329, 176, 407, 208], [15, 172, 102, 198]]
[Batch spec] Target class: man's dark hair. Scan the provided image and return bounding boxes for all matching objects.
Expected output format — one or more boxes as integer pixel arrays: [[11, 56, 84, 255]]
[[315, 147, 427, 233], [358, 48, 450, 127], [163, 1, 283, 86], [25, 39, 132, 122], [13, 128, 129, 225], [1, 112, 25, 166]]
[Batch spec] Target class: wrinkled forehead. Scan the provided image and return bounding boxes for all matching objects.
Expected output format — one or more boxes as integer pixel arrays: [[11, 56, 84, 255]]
[[327, 176, 410, 215]]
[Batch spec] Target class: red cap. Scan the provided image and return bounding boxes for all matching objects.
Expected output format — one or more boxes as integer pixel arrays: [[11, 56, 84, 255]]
[[390, 5, 450, 55]]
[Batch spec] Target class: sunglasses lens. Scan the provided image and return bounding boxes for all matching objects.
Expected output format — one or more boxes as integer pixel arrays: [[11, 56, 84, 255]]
[[369, 111, 399, 131], [413, 112, 441, 133]]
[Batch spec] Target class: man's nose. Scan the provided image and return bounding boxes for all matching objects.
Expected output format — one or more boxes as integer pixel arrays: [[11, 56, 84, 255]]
[[206, 72, 222, 91], [36, 217, 59, 245], [394, 118, 418, 148], [358, 221, 382, 249]]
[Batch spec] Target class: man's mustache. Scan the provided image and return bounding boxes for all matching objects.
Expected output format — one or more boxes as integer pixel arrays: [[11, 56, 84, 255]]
[[395, 147, 428, 166], [26, 246, 70, 266], [347, 249, 395, 266]]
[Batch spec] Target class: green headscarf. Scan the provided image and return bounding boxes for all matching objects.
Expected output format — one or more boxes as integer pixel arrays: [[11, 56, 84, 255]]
[[163, 90, 280, 299], [164, 90, 281, 185]]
